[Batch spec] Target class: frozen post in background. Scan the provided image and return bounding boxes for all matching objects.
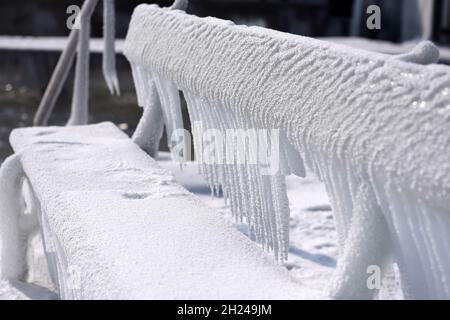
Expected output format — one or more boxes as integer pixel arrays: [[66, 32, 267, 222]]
[[67, 0, 99, 126], [34, 0, 119, 127], [34, 0, 99, 126], [33, 30, 79, 126]]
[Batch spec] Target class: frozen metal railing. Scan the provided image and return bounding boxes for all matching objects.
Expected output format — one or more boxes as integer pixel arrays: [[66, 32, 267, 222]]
[[124, 4, 450, 299]]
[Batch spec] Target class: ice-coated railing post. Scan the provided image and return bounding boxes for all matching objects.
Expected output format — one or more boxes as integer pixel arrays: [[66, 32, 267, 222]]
[[33, 30, 79, 126], [67, 0, 99, 126], [34, 0, 98, 126], [132, 79, 164, 157], [34, 0, 119, 127], [131, 0, 189, 157], [349, 0, 364, 37]]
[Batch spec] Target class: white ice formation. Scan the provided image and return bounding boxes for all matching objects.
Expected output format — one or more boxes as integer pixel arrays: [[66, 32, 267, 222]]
[[124, 5, 450, 299], [67, 0, 98, 126], [394, 40, 440, 65]]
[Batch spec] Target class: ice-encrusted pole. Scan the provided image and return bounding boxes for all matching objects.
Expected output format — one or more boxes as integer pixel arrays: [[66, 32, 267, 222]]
[[35, 0, 119, 126], [33, 30, 79, 126], [131, 0, 189, 156], [131, 78, 164, 157], [33, 0, 106, 126], [330, 182, 393, 299], [67, 0, 99, 126]]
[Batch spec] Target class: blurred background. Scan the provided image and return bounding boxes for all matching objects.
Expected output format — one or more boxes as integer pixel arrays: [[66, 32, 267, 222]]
[[0, 0, 449, 160]]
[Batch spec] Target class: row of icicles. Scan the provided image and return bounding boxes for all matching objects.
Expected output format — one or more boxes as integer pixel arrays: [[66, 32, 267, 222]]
[[131, 65, 308, 261]]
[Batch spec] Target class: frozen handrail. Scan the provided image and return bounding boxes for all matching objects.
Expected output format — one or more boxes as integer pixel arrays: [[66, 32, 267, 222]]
[[34, 0, 120, 126], [124, 5, 450, 299]]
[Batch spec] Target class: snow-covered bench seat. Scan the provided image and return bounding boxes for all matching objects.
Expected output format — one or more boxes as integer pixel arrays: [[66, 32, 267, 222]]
[[0, 122, 320, 299], [124, 4, 450, 299]]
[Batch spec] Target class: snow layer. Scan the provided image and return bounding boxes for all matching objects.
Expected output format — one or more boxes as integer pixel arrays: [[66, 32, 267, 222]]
[[124, 5, 450, 299], [5, 123, 322, 299]]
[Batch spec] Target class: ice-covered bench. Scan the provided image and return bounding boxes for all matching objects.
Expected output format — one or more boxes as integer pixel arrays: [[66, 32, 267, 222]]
[[124, 4, 450, 299], [0, 122, 320, 299]]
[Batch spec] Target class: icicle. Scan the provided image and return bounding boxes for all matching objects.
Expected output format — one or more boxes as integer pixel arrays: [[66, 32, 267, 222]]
[[0, 154, 26, 280], [181, 92, 290, 260], [184, 92, 206, 177], [130, 63, 144, 107], [102, 0, 120, 95]]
